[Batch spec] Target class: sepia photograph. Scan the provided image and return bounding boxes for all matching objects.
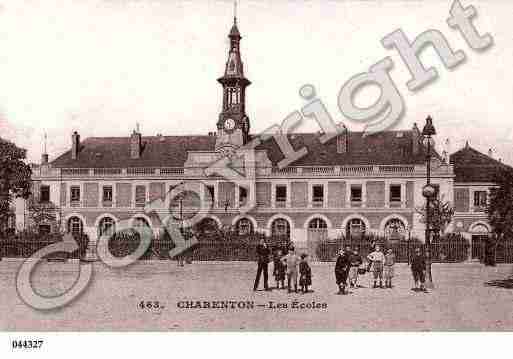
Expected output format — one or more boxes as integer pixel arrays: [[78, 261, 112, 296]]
[[1, 0, 513, 355]]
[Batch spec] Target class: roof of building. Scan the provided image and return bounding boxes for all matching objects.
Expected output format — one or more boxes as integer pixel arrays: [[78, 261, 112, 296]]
[[50, 130, 433, 168], [449, 144, 513, 183]]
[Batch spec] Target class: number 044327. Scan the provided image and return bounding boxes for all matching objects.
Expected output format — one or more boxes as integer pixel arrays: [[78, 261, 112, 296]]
[[11, 340, 43, 349]]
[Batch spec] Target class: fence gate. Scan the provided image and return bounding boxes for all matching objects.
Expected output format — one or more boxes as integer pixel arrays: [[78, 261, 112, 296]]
[[307, 229, 328, 260], [471, 235, 487, 261]]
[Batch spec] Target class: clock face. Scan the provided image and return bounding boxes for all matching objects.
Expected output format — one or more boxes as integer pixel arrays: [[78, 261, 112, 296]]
[[224, 118, 236, 131]]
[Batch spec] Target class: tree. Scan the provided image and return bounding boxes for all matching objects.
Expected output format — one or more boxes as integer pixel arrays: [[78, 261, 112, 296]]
[[487, 168, 513, 238], [486, 168, 513, 264], [416, 196, 455, 238], [28, 200, 59, 230], [0, 138, 32, 235], [416, 196, 455, 287]]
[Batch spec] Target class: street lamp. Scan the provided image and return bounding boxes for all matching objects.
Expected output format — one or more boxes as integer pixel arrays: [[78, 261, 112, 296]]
[[421, 115, 436, 289]]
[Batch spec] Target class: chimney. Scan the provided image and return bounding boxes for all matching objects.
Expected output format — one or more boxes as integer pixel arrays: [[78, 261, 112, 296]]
[[41, 132, 49, 164], [412, 123, 420, 155], [71, 131, 80, 160], [130, 129, 142, 159], [488, 148, 493, 158], [336, 127, 349, 154]]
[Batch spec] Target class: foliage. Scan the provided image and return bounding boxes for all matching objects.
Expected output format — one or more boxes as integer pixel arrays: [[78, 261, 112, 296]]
[[0, 138, 32, 234], [487, 168, 513, 239], [415, 196, 455, 236], [28, 200, 59, 226]]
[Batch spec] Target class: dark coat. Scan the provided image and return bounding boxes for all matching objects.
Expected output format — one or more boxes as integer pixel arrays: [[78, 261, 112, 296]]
[[256, 244, 271, 264], [411, 254, 426, 272], [273, 256, 286, 280], [335, 253, 351, 284], [299, 261, 312, 286]]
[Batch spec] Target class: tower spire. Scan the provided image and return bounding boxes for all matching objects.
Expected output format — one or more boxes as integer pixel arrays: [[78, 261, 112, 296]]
[[215, 6, 251, 150], [43, 132, 47, 154], [234, 0, 237, 25]]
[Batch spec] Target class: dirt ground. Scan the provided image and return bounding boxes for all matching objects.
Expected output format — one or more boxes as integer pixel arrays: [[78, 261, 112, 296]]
[[1, 260, 512, 331]]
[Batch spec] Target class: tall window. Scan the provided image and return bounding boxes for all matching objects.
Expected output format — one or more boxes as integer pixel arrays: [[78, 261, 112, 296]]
[[99, 217, 115, 237], [275, 185, 287, 206], [474, 191, 487, 208], [236, 218, 253, 236], [102, 186, 113, 204], [350, 185, 362, 202], [384, 218, 406, 240], [206, 185, 215, 204], [70, 186, 80, 206], [308, 218, 327, 229], [135, 185, 146, 207], [390, 185, 401, 203], [349, 218, 366, 238], [40, 185, 50, 203], [312, 185, 324, 206], [67, 216, 83, 235], [239, 186, 248, 206], [271, 218, 290, 237]]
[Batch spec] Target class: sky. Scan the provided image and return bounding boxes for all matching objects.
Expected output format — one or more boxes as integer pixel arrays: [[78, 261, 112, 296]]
[[0, 0, 512, 164]]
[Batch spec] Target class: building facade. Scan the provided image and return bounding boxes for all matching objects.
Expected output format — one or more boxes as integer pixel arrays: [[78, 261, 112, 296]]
[[16, 17, 507, 255]]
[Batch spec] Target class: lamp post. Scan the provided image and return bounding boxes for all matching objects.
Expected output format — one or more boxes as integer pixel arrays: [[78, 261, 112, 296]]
[[421, 116, 436, 289]]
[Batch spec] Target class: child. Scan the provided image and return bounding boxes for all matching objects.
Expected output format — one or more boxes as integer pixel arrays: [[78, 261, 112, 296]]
[[349, 248, 363, 288], [335, 248, 351, 294], [411, 247, 427, 292], [384, 248, 396, 288], [282, 247, 300, 293], [367, 244, 385, 288], [273, 249, 286, 289], [299, 253, 312, 294]]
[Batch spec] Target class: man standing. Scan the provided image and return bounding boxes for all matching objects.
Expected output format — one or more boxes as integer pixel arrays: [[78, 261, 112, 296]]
[[282, 247, 300, 293], [335, 247, 351, 294], [367, 244, 385, 288], [253, 238, 271, 291], [411, 247, 427, 292]]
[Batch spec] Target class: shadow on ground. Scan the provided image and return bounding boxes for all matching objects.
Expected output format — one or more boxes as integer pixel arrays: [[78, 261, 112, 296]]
[[485, 277, 513, 289]]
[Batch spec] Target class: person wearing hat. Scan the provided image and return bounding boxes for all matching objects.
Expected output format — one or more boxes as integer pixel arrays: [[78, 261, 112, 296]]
[[384, 248, 396, 288], [411, 247, 427, 291], [367, 244, 385, 288], [299, 253, 312, 294], [253, 238, 271, 291], [335, 248, 351, 294]]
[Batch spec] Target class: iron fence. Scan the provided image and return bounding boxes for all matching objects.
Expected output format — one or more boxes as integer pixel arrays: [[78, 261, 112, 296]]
[[315, 239, 471, 263]]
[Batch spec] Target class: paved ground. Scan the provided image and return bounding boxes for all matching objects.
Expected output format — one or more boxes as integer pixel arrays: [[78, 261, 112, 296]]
[[1, 259, 512, 331]]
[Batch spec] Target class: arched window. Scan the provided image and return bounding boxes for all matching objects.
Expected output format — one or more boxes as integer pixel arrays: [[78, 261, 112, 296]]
[[67, 216, 83, 236], [471, 223, 489, 233], [384, 218, 406, 240], [271, 218, 290, 238], [308, 218, 327, 229], [133, 217, 150, 229], [99, 217, 116, 237], [348, 218, 366, 239], [195, 218, 219, 235], [235, 218, 253, 236]]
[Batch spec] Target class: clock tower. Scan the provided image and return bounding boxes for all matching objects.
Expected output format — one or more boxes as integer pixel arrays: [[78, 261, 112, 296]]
[[215, 14, 251, 152]]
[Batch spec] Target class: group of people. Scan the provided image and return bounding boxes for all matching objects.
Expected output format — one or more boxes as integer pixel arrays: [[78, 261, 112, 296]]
[[253, 240, 312, 293], [253, 239, 312, 293], [253, 239, 428, 294]]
